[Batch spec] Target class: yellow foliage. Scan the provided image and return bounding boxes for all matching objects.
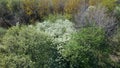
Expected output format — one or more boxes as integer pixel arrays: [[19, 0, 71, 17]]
[[89, 0, 101, 6], [20, 0, 117, 22], [7, 0, 12, 11], [101, 0, 117, 10], [52, 0, 60, 13], [22, 0, 36, 16], [64, 0, 81, 14], [89, 0, 117, 10], [21, 0, 81, 17], [38, 0, 50, 17]]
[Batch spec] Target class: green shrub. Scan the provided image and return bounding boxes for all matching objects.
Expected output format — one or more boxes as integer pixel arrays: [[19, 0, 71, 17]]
[[0, 0, 20, 14], [114, 5, 120, 24], [0, 0, 9, 17], [43, 14, 72, 22], [111, 28, 120, 51], [0, 19, 76, 68], [1, 25, 56, 68], [61, 27, 112, 68], [89, 0, 117, 11], [34, 19, 76, 68], [0, 53, 33, 68], [35, 19, 75, 43], [0, 27, 6, 42], [108, 27, 120, 68], [101, 0, 117, 11]]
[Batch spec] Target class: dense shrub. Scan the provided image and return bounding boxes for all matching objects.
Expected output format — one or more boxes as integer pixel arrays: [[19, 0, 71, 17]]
[[114, 5, 120, 24], [61, 27, 113, 68], [74, 6, 116, 36], [34, 19, 75, 43], [0, 53, 33, 68], [34, 19, 76, 68], [0, 0, 119, 67], [1, 25, 56, 68], [89, 0, 117, 11], [43, 14, 72, 22], [64, 0, 81, 14], [0, 27, 6, 42], [21, 0, 80, 22], [107, 27, 120, 68], [111, 28, 120, 51], [101, 0, 117, 11], [0, 19, 76, 68], [0, 0, 20, 28]]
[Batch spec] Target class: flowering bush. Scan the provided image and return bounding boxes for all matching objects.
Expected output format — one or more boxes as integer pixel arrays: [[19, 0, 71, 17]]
[[34, 19, 75, 43]]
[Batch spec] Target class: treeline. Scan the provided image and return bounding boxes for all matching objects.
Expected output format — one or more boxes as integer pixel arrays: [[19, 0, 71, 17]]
[[0, 0, 117, 27]]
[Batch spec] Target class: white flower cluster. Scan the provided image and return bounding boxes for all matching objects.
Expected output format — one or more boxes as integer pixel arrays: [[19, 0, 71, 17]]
[[35, 19, 75, 43]]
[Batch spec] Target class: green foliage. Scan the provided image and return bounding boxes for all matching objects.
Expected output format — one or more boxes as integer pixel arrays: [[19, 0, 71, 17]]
[[1, 25, 56, 68], [7, 0, 20, 13], [35, 19, 75, 43], [101, 0, 117, 11], [114, 5, 120, 23], [108, 28, 120, 68], [0, 0, 20, 13], [0, 0, 119, 67], [89, 0, 117, 11], [43, 14, 72, 22], [112, 28, 120, 51], [0, 53, 33, 68], [61, 26, 112, 68], [0, 27, 6, 42], [0, 0, 9, 17], [34, 19, 76, 68]]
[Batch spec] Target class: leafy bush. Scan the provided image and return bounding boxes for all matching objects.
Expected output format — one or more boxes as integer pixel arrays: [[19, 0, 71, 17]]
[[61, 27, 113, 68], [34, 19, 76, 68], [0, 0, 9, 17], [1, 25, 56, 68], [114, 5, 120, 24], [111, 28, 120, 51], [107, 27, 120, 68], [89, 0, 117, 11], [35, 19, 75, 43], [101, 0, 117, 11], [0, 53, 33, 68], [0, 27, 6, 42], [43, 14, 72, 22], [0, 0, 20, 28]]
